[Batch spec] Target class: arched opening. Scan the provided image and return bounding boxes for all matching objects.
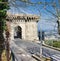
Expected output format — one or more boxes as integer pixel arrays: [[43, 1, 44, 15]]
[[14, 26, 22, 39]]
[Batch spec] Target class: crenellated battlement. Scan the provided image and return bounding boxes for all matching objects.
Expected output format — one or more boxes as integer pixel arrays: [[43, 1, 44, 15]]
[[6, 13, 40, 22]]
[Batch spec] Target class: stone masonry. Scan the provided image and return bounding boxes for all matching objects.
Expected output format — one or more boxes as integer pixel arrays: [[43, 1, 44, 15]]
[[6, 13, 40, 41]]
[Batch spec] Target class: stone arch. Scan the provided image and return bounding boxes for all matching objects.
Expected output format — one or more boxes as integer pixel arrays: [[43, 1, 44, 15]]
[[14, 26, 22, 39]]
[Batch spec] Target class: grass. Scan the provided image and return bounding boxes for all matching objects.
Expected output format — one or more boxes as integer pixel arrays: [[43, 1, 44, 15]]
[[45, 40, 60, 48], [53, 41, 60, 48]]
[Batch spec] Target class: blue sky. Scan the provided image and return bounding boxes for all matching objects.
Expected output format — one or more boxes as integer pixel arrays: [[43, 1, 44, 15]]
[[8, 0, 59, 32]]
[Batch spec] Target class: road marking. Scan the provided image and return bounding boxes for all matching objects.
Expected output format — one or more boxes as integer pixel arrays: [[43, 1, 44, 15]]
[[51, 54, 60, 61]]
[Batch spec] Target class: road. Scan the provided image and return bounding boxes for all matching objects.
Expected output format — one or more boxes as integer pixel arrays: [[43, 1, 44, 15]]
[[10, 39, 37, 61], [14, 38, 60, 61]]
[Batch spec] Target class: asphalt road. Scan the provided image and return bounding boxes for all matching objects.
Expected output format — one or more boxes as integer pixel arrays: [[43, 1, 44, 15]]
[[10, 39, 37, 61], [14, 38, 60, 61]]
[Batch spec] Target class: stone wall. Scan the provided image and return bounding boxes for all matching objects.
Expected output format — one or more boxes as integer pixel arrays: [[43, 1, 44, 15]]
[[25, 22, 38, 41]]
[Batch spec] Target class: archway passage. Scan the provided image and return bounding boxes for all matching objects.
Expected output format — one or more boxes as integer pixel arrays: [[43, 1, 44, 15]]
[[14, 26, 22, 39]]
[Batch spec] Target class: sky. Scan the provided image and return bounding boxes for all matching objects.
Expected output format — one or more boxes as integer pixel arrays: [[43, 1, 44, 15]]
[[8, 0, 59, 32]]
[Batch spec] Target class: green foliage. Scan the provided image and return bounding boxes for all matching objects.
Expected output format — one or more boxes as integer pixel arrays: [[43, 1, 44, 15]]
[[45, 40, 60, 48], [45, 40, 53, 46], [0, 0, 9, 45], [0, 10, 6, 18], [53, 41, 60, 48], [0, 0, 9, 31], [0, 4, 9, 10], [0, 0, 8, 2]]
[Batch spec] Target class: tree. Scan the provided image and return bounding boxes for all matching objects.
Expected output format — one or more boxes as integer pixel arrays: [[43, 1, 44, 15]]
[[43, 0, 60, 34], [0, 0, 9, 61]]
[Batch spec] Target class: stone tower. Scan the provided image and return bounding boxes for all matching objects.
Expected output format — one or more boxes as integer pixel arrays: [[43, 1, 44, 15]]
[[6, 13, 39, 41]]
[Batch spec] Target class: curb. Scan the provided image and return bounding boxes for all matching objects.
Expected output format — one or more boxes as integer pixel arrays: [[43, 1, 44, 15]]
[[42, 44, 60, 51]]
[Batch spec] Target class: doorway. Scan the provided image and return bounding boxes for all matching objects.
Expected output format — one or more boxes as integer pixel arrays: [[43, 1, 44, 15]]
[[14, 26, 22, 39]]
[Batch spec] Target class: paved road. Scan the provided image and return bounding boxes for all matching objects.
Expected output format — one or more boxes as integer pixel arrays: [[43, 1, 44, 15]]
[[14, 38, 60, 61], [10, 39, 37, 61], [42, 46, 60, 61]]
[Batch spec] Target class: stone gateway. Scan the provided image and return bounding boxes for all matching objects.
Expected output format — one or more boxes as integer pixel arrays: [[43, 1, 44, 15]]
[[6, 13, 39, 41]]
